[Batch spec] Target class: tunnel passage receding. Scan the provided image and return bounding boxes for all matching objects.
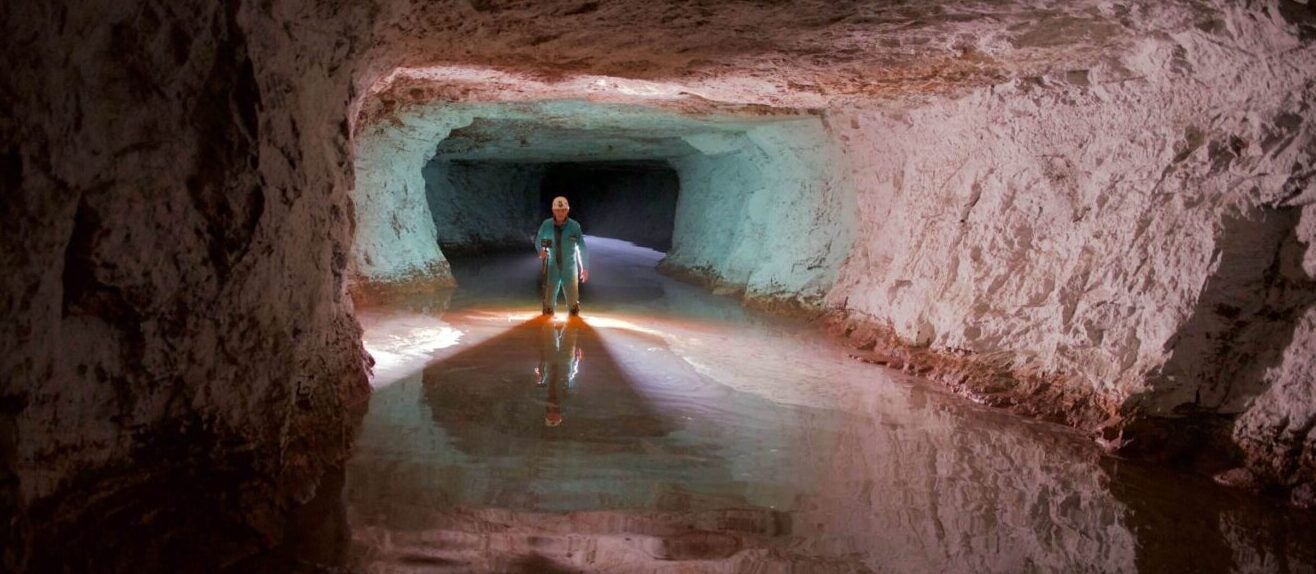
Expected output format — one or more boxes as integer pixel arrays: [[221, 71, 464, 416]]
[[422, 159, 679, 256], [538, 162, 678, 253], [352, 100, 855, 307]]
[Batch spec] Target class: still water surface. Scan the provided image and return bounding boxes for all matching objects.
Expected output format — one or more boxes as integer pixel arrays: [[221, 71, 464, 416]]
[[324, 238, 1315, 573]]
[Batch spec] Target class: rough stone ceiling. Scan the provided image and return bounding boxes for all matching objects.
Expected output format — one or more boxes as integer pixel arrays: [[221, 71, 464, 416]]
[[359, 0, 1312, 123], [437, 119, 701, 162], [431, 104, 806, 161]]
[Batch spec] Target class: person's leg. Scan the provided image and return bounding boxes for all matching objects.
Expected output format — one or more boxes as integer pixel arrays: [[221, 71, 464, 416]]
[[565, 268, 580, 315], [542, 268, 562, 314]]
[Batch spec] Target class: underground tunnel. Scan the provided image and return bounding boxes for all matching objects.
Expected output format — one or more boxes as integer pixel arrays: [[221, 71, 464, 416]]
[[422, 158, 681, 256], [4, 0, 1316, 572]]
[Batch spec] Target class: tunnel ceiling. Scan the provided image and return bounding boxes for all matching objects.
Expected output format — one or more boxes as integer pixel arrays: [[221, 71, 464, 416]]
[[436, 117, 702, 162], [435, 115, 763, 162], [355, 1, 1314, 125]]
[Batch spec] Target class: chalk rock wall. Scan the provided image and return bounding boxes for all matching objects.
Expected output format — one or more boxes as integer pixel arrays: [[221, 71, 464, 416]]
[[352, 121, 458, 287], [664, 121, 856, 308], [424, 161, 542, 255], [823, 15, 1316, 481], [1233, 207, 1316, 492], [2, 4, 1313, 572], [1, 0, 374, 568]]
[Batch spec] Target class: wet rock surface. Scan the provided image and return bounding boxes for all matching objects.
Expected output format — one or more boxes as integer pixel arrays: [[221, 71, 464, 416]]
[[816, 23, 1316, 486]]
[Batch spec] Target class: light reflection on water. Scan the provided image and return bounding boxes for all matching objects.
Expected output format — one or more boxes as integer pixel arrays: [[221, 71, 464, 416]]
[[324, 238, 1316, 573]]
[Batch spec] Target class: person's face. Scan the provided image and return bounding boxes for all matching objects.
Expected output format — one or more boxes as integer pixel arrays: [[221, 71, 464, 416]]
[[552, 205, 569, 221]]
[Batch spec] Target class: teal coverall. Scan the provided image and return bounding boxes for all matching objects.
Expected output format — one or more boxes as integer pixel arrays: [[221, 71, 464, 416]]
[[536, 218, 588, 313]]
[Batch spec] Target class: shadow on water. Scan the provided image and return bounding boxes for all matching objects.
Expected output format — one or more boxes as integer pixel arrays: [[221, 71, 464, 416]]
[[339, 305, 806, 570], [421, 315, 680, 456], [1101, 456, 1316, 573]]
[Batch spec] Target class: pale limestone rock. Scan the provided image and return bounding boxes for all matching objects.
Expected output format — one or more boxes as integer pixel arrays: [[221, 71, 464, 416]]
[[349, 0, 1316, 490], [1233, 206, 1316, 486], [822, 14, 1316, 476], [425, 161, 543, 254]]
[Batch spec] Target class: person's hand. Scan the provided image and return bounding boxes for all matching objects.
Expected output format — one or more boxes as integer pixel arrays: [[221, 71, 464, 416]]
[[539, 248, 548, 261], [580, 268, 589, 283]]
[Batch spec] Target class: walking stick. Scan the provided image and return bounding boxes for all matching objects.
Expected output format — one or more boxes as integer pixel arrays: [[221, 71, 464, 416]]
[[540, 238, 552, 298]]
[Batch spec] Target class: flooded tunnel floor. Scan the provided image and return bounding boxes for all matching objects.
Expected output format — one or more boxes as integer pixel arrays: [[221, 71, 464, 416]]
[[335, 238, 1316, 573]]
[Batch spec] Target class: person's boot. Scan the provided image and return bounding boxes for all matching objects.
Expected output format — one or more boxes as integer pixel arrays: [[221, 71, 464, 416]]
[[542, 306, 553, 316], [569, 305, 580, 316]]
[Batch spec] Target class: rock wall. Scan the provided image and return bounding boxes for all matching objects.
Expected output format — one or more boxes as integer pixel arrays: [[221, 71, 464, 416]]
[[1, 0, 374, 568], [663, 120, 856, 309], [4, 2, 1315, 569], [821, 17, 1316, 483], [352, 119, 460, 288], [1233, 207, 1316, 497], [344, 7, 1316, 496], [424, 160, 543, 256]]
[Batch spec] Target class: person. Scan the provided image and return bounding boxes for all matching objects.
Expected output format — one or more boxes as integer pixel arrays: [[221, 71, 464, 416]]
[[536, 196, 589, 315]]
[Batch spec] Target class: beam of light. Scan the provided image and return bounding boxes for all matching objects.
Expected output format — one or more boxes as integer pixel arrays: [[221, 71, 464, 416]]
[[567, 311, 714, 409], [574, 314, 664, 337], [360, 316, 464, 389], [362, 306, 569, 389], [492, 310, 545, 322]]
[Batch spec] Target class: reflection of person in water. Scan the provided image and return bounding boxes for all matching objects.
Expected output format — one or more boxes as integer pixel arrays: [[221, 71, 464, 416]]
[[535, 316, 583, 427]]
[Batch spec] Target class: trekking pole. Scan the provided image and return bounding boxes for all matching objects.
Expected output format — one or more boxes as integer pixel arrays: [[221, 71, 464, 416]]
[[540, 239, 552, 295]]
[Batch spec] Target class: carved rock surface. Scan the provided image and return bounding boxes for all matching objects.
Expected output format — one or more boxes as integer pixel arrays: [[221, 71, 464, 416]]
[[2, 0, 373, 569]]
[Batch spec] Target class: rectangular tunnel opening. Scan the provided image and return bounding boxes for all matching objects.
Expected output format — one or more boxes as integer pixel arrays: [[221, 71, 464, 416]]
[[350, 100, 853, 314], [423, 159, 680, 258], [538, 161, 679, 254]]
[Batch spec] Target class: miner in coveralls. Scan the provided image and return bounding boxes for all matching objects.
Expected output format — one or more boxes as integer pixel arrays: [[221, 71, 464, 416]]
[[537, 196, 589, 315]]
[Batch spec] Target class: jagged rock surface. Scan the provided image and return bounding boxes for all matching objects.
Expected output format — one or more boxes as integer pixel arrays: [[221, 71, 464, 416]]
[[1233, 210, 1316, 494], [2, 0, 374, 568], [425, 161, 543, 255], [822, 12, 1316, 478]]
